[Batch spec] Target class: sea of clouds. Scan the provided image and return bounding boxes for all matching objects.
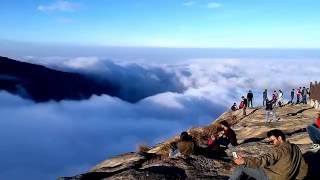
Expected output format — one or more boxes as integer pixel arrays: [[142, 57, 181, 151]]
[[0, 56, 319, 179]]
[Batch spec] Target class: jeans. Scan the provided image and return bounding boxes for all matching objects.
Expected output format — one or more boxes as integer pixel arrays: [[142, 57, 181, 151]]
[[302, 95, 307, 104], [307, 124, 320, 144], [229, 166, 269, 180], [289, 96, 294, 104], [296, 95, 300, 104], [265, 110, 276, 123]]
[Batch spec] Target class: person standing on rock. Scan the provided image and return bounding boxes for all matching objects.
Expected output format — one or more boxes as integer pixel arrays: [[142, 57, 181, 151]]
[[289, 89, 295, 104], [296, 87, 302, 104], [302, 87, 307, 104], [271, 91, 278, 107], [247, 90, 254, 108], [229, 129, 308, 180], [265, 98, 276, 125], [277, 90, 284, 107], [306, 88, 310, 104], [263, 89, 268, 106], [241, 96, 248, 116], [306, 111, 320, 152]]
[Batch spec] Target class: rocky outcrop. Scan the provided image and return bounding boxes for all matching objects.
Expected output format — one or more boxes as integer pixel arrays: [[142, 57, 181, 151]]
[[60, 104, 320, 179]]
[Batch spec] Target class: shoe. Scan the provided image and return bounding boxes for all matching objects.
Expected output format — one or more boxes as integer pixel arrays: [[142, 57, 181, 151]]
[[310, 144, 320, 152]]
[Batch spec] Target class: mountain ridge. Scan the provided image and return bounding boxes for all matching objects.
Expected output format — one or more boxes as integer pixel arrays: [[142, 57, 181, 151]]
[[0, 56, 122, 102]]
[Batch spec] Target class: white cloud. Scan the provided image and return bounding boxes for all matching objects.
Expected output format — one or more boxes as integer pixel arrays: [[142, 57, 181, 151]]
[[37, 1, 81, 12], [207, 2, 222, 9], [183, 1, 195, 6]]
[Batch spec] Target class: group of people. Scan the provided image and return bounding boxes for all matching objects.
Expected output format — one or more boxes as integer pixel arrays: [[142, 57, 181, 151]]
[[230, 90, 254, 116], [263, 89, 284, 108], [231, 111, 320, 180], [230, 87, 311, 125], [167, 86, 320, 180], [170, 123, 315, 180], [288, 87, 310, 105], [264, 87, 310, 107], [169, 120, 238, 158]]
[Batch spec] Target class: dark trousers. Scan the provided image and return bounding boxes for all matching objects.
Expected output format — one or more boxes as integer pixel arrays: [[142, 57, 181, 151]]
[[307, 124, 320, 144], [247, 99, 253, 107], [302, 95, 307, 104], [229, 166, 269, 180], [216, 137, 230, 147], [296, 95, 300, 104], [289, 96, 294, 104]]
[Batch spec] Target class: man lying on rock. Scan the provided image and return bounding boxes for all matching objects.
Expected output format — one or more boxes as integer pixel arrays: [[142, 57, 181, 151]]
[[229, 129, 308, 180]]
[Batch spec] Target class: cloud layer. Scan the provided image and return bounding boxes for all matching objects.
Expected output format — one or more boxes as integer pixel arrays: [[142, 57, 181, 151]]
[[0, 57, 319, 179]]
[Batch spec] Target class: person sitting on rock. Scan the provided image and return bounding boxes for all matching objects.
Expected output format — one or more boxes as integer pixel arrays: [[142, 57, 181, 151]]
[[231, 103, 238, 111], [205, 132, 228, 158], [169, 131, 196, 157], [306, 111, 320, 152], [216, 121, 238, 148], [229, 129, 308, 180]]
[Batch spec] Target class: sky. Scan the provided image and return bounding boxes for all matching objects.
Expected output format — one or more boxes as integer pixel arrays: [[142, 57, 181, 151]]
[[0, 0, 320, 48]]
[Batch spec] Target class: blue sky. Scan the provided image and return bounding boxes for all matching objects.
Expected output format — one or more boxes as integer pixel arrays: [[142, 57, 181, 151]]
[[0, 0, 320, 48]]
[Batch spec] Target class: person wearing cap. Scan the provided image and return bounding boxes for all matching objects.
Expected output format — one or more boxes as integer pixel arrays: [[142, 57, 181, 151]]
[[306, 111, 320, 152]]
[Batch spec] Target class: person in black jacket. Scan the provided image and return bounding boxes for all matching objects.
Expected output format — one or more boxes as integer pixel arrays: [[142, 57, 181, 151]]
[[247, 90, 253, 108], [265, 98, 276, 125], [241, 96, 248, 116]]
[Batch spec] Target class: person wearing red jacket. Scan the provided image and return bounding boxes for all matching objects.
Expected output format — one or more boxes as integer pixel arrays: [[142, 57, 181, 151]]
[[296, 87, 302, 104], [306, 111, 320, 152], [207, 134, 220, 150]]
